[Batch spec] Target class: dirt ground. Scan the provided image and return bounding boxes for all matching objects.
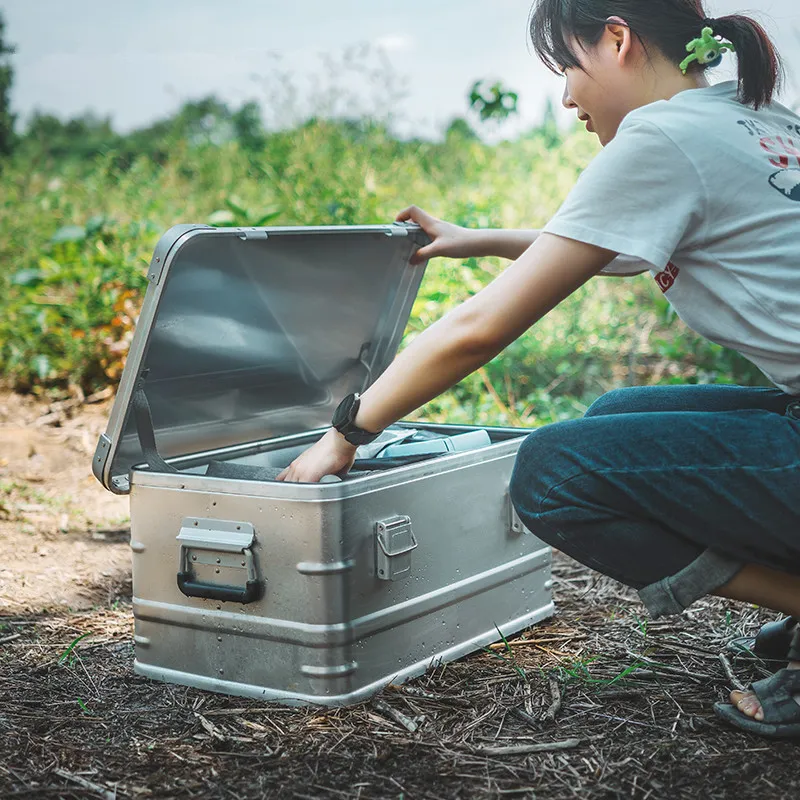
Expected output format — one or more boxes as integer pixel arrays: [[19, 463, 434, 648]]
[[0, 391, 130, 613], [1, 391, 799, 799]]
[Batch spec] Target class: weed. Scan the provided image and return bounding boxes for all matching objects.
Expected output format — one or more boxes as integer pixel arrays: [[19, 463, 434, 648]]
[[483, 624, 526, 680], [555, 655, 655, 689], [58, 632, 92, 667]]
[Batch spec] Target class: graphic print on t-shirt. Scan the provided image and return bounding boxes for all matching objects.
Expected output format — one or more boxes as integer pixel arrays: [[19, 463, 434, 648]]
[[770, 169, 800, 201], [655, 261, 680, 293], [738, 117, 800, 201]]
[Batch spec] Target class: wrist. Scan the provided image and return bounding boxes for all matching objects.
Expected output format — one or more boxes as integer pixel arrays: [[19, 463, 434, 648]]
[[463, 227, 486, 258], [353, 404, 385, 437], [329, 427, 358, 452]]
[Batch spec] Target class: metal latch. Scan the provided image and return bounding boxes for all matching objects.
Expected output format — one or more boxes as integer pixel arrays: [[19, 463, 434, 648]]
[[508, 491, 526, 536], [375, 516, 418, 581], [176, 518, 262, 604]]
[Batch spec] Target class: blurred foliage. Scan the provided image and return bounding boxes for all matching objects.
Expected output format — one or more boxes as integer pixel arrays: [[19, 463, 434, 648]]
[[469, 80, 519, 123], [0, 11, 15, 158], [0, 82, 768, 425]]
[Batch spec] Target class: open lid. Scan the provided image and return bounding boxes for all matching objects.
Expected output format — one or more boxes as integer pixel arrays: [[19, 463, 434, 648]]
[[93, 222, 430, 493]]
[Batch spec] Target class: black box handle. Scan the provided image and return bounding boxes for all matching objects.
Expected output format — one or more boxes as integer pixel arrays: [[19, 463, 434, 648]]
[[177, 572, 262, 604]]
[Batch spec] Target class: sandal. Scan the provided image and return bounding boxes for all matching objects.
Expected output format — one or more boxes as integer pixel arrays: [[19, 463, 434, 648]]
[[714, 667, 800, 739], [727, 616, 797, 663]]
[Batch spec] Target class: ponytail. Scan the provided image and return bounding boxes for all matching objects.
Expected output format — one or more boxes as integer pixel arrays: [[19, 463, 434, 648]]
[[530, 1, 785, 110], [713, 15, 783, 109]]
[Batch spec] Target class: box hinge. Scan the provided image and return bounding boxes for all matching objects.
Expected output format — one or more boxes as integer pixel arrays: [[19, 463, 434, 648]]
[[238, 227, 269, 241], [375, 515, 418, 581], [390, 220, 431, 248], [92, 433, 112, 484], [387, 222, 410, 238]]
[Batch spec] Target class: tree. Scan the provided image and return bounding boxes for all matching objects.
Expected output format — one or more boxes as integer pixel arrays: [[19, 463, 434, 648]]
[[231, 101, 266, 152], [21, 110, 118, 161], [468, 80, 519, 123], [0, 10, 16, 157]]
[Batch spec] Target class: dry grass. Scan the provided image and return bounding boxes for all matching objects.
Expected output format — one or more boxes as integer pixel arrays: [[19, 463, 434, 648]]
[[2, 554, 799, 800]]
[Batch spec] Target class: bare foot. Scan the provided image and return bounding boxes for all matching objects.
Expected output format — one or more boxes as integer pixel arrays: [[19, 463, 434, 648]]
[[730, 660, 800, 720]]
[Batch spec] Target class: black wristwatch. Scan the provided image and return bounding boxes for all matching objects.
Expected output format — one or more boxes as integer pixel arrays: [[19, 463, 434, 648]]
[[332, 393, 383, 446]]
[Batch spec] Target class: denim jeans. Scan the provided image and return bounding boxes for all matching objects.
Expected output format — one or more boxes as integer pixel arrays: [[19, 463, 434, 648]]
[[509, 384, 800, 617]]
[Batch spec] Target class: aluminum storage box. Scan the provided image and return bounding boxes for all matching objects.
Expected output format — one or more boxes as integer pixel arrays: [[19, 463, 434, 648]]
[[94, 223, 554, 706]]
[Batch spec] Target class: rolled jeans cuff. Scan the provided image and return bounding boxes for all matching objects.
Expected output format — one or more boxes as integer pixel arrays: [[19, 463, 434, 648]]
[[638, 549, 744, 618]]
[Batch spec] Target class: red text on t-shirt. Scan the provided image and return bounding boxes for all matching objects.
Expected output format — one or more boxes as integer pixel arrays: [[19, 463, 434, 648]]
[[655, 261, 680, 293]]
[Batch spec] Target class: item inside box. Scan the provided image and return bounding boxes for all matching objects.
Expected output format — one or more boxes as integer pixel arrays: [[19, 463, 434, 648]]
[[203, 426, 494, 483]]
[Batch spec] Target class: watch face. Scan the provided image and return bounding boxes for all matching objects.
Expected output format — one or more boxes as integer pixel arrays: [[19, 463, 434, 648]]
[[333, 393, 358, 428]]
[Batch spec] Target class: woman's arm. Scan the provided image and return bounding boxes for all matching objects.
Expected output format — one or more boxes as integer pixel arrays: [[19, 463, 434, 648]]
[[468, 228, 542, 261], [395, 206, 648, 274], [278, 233, 618, 482], [396, 206, 539, 262]]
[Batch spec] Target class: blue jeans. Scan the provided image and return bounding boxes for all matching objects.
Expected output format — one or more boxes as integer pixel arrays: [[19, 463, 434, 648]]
[[509, 385, 800, 618]]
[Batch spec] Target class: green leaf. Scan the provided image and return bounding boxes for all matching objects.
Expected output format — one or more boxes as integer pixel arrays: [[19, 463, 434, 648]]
[[33, 355, 50, 381], [58, 631, 92, 665], [85, 215, 109, 236], [11, 269, 44, 287], [208, 209, 236, 226], [51, 225, 86, 244], [252, 209, 282, 227], [224, 195, 248, 216]]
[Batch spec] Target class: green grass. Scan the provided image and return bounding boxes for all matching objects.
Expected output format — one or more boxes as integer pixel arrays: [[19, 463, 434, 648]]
[[57, 632, 93, 667], [483, 624, 527, 680]]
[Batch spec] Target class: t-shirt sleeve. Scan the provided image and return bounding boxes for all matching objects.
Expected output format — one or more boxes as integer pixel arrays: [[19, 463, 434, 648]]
[[543, 119, 706, 272], [600, 253, 651, 276]]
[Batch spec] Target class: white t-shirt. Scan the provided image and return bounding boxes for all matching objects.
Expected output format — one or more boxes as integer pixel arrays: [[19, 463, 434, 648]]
[[543, 81, 800, 395]]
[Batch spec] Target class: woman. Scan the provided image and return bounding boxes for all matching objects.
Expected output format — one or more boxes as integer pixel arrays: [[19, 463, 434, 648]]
[[278, 0, 800, 738]]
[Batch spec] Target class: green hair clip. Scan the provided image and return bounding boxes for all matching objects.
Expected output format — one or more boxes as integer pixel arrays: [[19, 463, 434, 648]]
[[679, 27, 736, 74]]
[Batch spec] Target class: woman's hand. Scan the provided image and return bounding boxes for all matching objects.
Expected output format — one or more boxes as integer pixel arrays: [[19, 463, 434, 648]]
[[396, 206, 478, 264], [276, 428, 358, 483]]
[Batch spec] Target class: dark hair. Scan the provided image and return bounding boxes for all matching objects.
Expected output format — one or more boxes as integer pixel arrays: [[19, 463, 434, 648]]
[[530, 0, 784, 109]]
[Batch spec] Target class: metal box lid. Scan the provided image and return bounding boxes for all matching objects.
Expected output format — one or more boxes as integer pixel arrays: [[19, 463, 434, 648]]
[[94, 222, 430, 493]]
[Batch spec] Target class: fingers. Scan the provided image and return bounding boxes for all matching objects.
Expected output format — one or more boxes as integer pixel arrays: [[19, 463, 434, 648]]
[[275, 462, 324, 483], [396, 205, 434, 226], [410, 242, 438, 265], [396, 205, 421, 223], [397, 205, 447, 264]]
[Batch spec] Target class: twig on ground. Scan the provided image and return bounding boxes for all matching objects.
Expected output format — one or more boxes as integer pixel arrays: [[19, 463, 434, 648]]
[[389, 684, 472, 707], [371, 699, 419, 733], [53, 768, 116, 800], [195, 712, 227, 741], [544, 676, 562, 722], [473, 738, 582, 756], [509, 706, 539, 730], [718, 652, 747, 692]]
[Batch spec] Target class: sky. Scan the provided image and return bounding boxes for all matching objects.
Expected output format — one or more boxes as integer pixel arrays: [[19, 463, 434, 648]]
[[3, 0, 800, 140]]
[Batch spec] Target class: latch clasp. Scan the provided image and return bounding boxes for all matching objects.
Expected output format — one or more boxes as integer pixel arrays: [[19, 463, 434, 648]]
[[375, 516, 417, 581]]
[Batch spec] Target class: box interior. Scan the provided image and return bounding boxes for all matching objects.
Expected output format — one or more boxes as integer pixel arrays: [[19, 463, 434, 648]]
[[134, 423, 529, 484]]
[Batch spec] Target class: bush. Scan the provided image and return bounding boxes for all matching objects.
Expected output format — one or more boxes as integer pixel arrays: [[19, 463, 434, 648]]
[[0, 118, 766, 423]]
